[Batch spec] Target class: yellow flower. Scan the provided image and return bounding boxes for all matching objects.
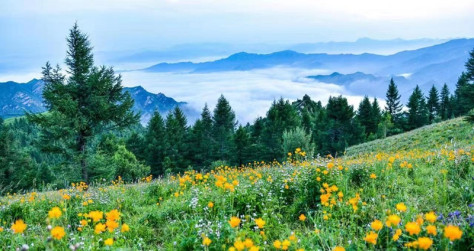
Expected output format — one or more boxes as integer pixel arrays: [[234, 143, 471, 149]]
[[104, 238, 114, 246], [426, 225, 437, 235], [106, 219, 119, 232], [202, 237, 212, 246], [106, 209, 120, 222], [62, 194, 71, 200], [94, 223, 106, 234], [333, 247, 345, 251], [327, 162, 334, 169], [208, 202, 214, 208], [249, 247, 260, 251], [121, 223, 130, 233], [405, 222, 421, 235], [0, 227, 3, 232], [88, 211, 103, 222], [273, 240, 282, 249], [371, 219, 383, 231], [417, 237, 433, 250], [229, 216, 241, 228], [444, 225, 463, 241], [424, 211, 437, 223], [364, 231, 378, 245], [234, 240, 245, 251], [282, 239, 291, 250], [396, 203, 407, 212], [244, 238, 254, 248], [11, 219, 27, 234], [299, 214, 306, 221], [386, 214, 401, 227], [51, 226, 65, 240], [255, 218, 265, 229], [48, 207, 62, 219], [80, 219, 88, 226], [370, 173, 377, 179]]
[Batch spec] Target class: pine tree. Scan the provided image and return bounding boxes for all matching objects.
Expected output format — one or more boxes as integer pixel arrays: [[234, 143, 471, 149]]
[[385, 78, 402, 119], [453, 72, 473, 116], [144, 111, 166, 176], [233, 125, 250, 166], [164, 107, 188, 173], [466, 48, 474, 81], [407, 85, 428, 129], [439, 84, 451, 120], [212, 95, 236, 162], [189, 105, 214, 168], [27, 24, 138, 182], [356, 96, 373, 136], [426, 85, 440, 123]]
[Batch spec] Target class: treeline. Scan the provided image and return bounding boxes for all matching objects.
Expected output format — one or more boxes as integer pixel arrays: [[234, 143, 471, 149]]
[[1, 25, 473, 193]]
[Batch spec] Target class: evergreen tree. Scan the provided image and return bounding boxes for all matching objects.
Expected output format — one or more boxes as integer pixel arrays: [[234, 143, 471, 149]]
[[385, 78, 402, 119], [164, 107, 189, 173], [144, 111, 166, 176], [356, 96, 373, 136], [439, 84, 451, 120], [407, 85, 428, 129], [27, 24, 138, 182], [453, 73, 473, 116], [233, 125, 251, 166], [466, 48, 474, 81], [426, 85, 440, 123], [212, 95, 236, 162], [261, 98, 301, 160], [190, 105, 214, 168]]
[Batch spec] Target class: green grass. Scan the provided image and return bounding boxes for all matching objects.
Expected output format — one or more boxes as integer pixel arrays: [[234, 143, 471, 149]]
[[0, 118, 473, 250]]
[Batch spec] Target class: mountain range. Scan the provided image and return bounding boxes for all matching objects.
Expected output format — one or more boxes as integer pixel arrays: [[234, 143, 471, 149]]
[[143, 38, 474, 97], [0, 79, 196, 124]]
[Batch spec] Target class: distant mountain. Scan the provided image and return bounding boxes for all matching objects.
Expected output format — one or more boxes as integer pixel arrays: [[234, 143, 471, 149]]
[[143, 38, 474, 96], [0, 80, 195, 124]]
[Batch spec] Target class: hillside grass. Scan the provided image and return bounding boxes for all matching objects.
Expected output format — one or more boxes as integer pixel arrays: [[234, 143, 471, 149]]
[[0, 118, 473, 250]]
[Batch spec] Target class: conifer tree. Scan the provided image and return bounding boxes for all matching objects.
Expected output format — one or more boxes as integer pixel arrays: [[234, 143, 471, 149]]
[[385, 78, 402, 119], [439, 84, 451, 120], [27, 24, 138, 182], [357, 96, 373, 136], [407, 85, 428, 129], [233, 125, 251, 166], [426, 85, 440, 123], [212, 95, 236, 162], [144, 111, 166, 175], [164, 107, 188, 173]]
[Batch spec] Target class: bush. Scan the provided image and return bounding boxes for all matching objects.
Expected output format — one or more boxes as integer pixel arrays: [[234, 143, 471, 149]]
[[282, 127, 315, 157]]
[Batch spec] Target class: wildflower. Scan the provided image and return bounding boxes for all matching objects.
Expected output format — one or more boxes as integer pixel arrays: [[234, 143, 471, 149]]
[[88, 211, 103, 222], [417, 237, 433, 250], [386, 214, 401, 227], [0, 227, 3, 232], [282, 239, 291, 250], [94, 223, 106, 234], [425, 211, 437, 223], [327, 162, 334, 169], [234, 240, 245, 251], [405, 222, 421, 235], [249, 247, 260, 251], [444, 225, 463, 241], [244, 238, 254, 248], [333, 247, 345, 251], [396, 203, 407, 212], [255, 218, 265, 229], [426, 225, 437, 235], [202, 237, 212, 246], [11, 219, 27, 234], [104, 238, 114, 246], [106, 219, 119, 232], [364, 231, 378, 245], [80, 219, 88, 227], [51, 226, 65, 240], [48, 207, 62, 219], [370, 173, 377, 179], [273, 240, 282, 249], [371, 219, 383, 231], [121, 223, 130, 233], [289, 233, 297, 241], [299, 214, 306, 221], [106, 209, 120, 221], [208, 202, 214, 208], [62, 194, 71, 200], [229, 216, 241, 228]]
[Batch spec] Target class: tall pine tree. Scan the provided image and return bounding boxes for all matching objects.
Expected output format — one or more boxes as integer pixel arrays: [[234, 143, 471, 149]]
[[407, 85, 428, 130], [27, 24, 138, 182], [439, 84, 451, 120], [426, 85, 440, 123], [144, 111, 166, 176], [212, 95, 236, 162], [385, 78, 402, 120]]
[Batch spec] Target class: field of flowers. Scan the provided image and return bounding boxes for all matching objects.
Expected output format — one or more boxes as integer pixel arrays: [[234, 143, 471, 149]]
[[0, 118, 473, 250]]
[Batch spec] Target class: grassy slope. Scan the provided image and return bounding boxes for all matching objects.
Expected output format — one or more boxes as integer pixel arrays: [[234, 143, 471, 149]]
[[0, 118, 473, 250]]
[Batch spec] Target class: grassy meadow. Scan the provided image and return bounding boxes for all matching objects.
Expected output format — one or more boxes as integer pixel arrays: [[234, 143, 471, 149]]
[[0, 118, 473, 250]]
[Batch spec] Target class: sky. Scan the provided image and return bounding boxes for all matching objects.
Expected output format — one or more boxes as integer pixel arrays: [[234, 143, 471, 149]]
[[1, 0, 473, 57]]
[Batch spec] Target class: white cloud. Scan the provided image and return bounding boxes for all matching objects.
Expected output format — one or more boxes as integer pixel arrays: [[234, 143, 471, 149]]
[[120, 67, 368, 124]]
